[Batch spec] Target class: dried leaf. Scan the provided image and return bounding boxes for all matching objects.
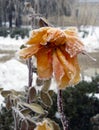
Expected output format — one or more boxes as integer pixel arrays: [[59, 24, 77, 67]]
[[36, 78, 44, 86], [42, 79, 51, 92], [40, 91, 53, 107], [20, 119, 28, 130], [6, 95, 12, 110], [39, 17, 50, 27], [21, 108, 31, 116], [11, 89, 25, 96], [27, 117, 36, 130], [21, 102, 45, 114], [48, 90, 55, 97], [28, 87, 37, 103], [1, 90, 12, 97]]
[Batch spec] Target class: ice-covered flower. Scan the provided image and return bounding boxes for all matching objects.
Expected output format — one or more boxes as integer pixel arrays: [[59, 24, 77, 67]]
[[19, 27, 84, 89]]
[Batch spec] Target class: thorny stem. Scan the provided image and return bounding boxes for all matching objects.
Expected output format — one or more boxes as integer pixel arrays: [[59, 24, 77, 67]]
[[57, 89, 68, 130]]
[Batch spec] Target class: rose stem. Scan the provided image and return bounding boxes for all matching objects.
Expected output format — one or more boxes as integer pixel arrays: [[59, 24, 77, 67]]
[[57, 89, 68, 130], [27, 58, 33, 103]]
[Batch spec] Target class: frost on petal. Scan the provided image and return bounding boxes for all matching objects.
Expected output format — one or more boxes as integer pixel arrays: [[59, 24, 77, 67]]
[[53, 52, 65, 86], [53, 51, 70, 89], [19, 44, 41, 59], [26, 27, 50, 45], [48, 28, 66, 45], [56, 48, 75, 79], [56, 48, 80, 88], [64, 27, 78, 36], [35, 47, 53, 79], [60, 47, 81, 86], [64, 27, 84, 57]]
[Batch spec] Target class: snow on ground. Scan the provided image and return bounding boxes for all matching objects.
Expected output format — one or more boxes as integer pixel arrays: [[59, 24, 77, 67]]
[[0, 36, 28, 51], [0, 27, 99, 104], [0, 59, 28, 91], [80, 26, 99, 52], [0, 59, 28, 104]]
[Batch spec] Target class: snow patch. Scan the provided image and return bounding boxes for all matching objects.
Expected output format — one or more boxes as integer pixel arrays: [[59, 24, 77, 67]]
[[0, 59, 28, 91]]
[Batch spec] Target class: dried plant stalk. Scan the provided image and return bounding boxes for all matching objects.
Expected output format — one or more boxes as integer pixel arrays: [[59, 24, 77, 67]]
[[57, 89, 68, 130]]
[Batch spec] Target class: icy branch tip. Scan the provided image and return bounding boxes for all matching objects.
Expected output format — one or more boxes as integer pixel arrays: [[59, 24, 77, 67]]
[[82, 51, 96, 62]]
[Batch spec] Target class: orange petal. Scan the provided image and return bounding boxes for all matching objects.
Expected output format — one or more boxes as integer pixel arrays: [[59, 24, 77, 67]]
[[27, 27, 50, 45], [47, 28, 66, 45], [56, 48, 75, 79], [56, 48, 81, 87], [59, 74, 70, 89], [35, 47, 53, 79], [64, 27, 78, 36], [35, 120, 52, 130], [64, 27, 84, 57], [19, 44, 41, 59], [53, 51, 65, 86], [60, 47, 80, 85], [69, 56, 80, 85]]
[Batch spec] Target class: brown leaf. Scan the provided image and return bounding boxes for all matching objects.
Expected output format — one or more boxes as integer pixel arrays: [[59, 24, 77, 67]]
[[39, 17, 50, 27], [6, 95, 12, 110], [27, 117, 36, 130], [36, 78, 44, 86], [40, 91, 53, 107], [42, 79, 51, 92], [20, 119, 28, 130], [48, 90, 55, 97], [21, 102, 45, 114], [1, 90, 12, 97], [28, 87, 37, 103], [21, 108, 31, 116]]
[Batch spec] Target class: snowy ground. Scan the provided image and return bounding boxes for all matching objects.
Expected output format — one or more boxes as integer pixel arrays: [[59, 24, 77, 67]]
[[0, 26, 99, 104]]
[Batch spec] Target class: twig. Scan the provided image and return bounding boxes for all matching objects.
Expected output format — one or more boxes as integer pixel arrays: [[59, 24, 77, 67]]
[[57, 89, 68, 130]]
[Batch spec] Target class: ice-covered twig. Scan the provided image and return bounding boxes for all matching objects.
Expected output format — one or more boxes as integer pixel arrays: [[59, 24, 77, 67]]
[[57, 89, 68, 130]]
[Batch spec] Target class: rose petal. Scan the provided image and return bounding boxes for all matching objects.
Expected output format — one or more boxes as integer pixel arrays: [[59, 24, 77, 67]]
[[48, 28, 66, 45], [27, 27, 49, 45], [64, 28, 84, 57], [56, 48, 75, 79], [35, 120, 52, 130], [19, 44, 41, 59], [35, 47, 53, 79], [60, 47, 80, 85], [53, 51, 65, 86]]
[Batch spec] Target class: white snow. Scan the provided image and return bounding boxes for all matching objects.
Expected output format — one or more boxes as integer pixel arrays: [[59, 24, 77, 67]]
[[0, 36, 28, 51], [0, 59, 28, 91], [80, 26, 99, 52]]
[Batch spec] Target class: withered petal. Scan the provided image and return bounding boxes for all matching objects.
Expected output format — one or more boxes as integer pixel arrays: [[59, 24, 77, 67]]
[[35, 120, 52, 130], [53, 51, 65, 87], [64, 27, 84, 57], [56, 48, 75, 79], [35, 47, 53, 79], [26, 27, 50, 45], [19, 44, 41, 59], [60, 47, 81, 86]]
